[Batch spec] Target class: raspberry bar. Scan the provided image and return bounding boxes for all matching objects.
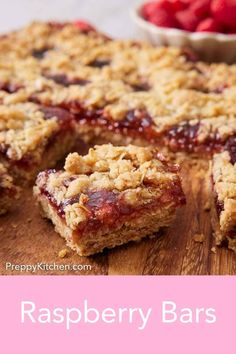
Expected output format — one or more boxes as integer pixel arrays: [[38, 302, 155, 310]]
[[0, 102, 76, 183], [0, 163, 19, 215], [34, 144, 185, 256], [33, 83, 236, 157], [211, 146, 236, 251]]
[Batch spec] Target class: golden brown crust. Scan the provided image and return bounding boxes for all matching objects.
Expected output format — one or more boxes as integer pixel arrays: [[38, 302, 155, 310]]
[[36, 190, 176, 256], [211, 151, 236, 249]]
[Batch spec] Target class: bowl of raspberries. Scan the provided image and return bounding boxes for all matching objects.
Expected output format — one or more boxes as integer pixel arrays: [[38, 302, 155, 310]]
[[131, 0, 236, 62]]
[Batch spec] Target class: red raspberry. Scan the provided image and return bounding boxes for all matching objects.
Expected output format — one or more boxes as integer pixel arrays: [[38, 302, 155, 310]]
[[179, 0, 196, 7], [196, 17, 222, 32], [211, 0, 236, 28], [149, 9, 178, 28], [141, 2, 156, 19], [190, 0, 211, 18], [74, 20, 95, 32], [141, 1, 171, 19], [176, 8, 199, 31], [226, 29, 236, 33], [167, 0, 188, 12]]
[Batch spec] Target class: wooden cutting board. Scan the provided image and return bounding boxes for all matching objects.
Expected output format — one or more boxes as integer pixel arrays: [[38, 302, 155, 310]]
[[0, 158, 235, 275]]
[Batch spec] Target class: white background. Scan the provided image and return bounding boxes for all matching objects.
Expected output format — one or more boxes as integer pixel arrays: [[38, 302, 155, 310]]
[[0, 0, 143, 38]]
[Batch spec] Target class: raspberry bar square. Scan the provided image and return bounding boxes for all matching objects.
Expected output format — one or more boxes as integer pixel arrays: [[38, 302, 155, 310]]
[[34, 144, 185, 256], [211, 149, 236, 251], [0, 163, 19, 215], [0, 102, 76, 183]]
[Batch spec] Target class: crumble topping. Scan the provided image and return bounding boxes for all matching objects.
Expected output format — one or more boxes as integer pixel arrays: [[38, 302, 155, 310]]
[[0, 103, 61, 160], [33, 80, 133, 110], [0, 22, 195, 92], [204, 63, 236, 91], [35, 144, 184, 230], [104, 88, 236, 121], [0, 21, 234, 99], [42, 144, 180, 197], [212, 151, 236, 233]]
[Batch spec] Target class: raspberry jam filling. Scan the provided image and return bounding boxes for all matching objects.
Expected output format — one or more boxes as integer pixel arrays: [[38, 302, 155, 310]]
[[166, 122, 200, 152], [166, 122, 225, 153], [211, 84, 228, 94], [131, 82, 151, 92], [51, 102, 157, 142], [32, 47, 51, 59], [73, 20, 97, 34], [111, 109, 156, 141], [39, 172, 185, 235], [0, 82, 22, 93], [225, 135, 236, 164], [77, 108, 157, 142], [40, 106, 75, 130], [192, 85, 228, 95], [45, 73, 90, 87], [181, 49, 199, 63], [215, 194, 224, 217], [60, 102, 232, 154], [64, 101, 231, 154], [30, 98, 235, 156], [88, 59, 111, 68]]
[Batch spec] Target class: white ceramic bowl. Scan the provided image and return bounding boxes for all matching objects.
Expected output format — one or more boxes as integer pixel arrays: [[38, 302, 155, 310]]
[[131, 3, 236, 63]]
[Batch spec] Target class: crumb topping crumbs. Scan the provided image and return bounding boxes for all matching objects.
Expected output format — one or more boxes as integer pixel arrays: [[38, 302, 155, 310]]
[[58, 248, 68, 258]]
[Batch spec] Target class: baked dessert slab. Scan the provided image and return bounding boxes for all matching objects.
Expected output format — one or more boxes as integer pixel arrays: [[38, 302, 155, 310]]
[[0, 163, 19, 215], [0, 21, 235, 164], [211, 147, 236, 252], [34, 144, 185, 256]]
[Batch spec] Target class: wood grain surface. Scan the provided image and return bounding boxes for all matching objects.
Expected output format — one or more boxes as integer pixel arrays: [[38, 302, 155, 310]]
[[0, 158, 235, 275]]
